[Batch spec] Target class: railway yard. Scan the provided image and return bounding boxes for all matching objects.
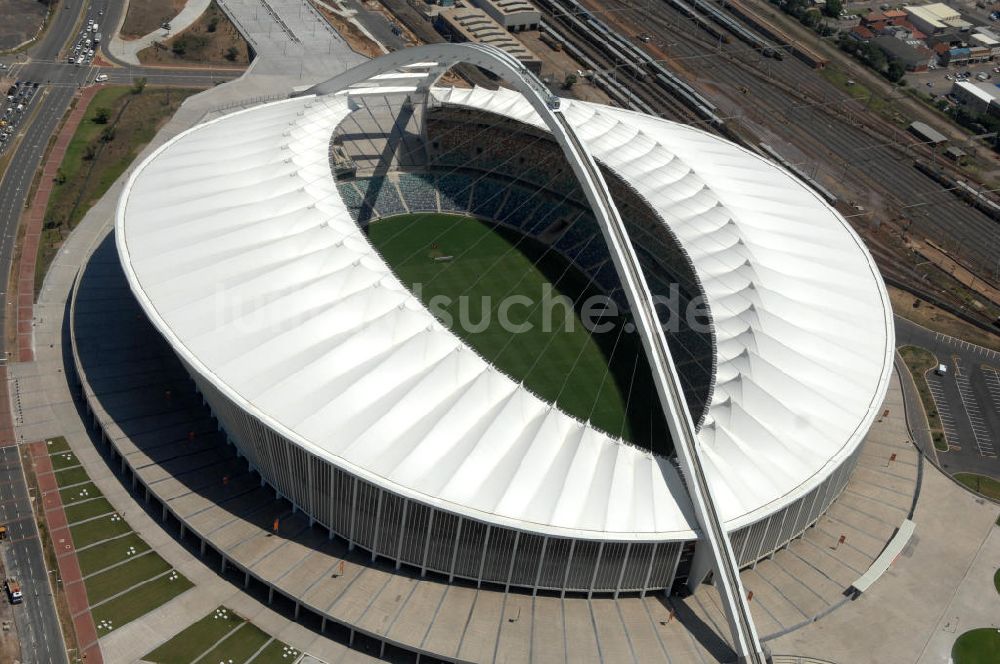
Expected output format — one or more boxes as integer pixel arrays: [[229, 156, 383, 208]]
[[382, 0, 1000, 332]]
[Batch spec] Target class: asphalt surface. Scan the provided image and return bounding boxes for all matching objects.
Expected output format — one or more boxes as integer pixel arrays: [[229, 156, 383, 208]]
[[0, 2, 96, 660], [896, 316, 1000, 478], [0, 444, 65, 664]]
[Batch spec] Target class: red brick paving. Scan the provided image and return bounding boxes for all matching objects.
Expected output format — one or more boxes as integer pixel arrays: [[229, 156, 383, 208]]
[[0, 367, 15, 446], [30, 444, 103, 662], [14, 86, 101, 362], [0, 87, 107, 660]]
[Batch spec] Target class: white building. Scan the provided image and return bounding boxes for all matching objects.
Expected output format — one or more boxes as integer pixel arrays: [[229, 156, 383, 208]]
[[115, 47, 894, 597], [952, 80, 997, 114], [904, 3, 969, 33]]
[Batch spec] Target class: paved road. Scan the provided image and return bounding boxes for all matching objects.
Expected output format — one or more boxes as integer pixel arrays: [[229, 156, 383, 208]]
[[895, 316, 1000, 479], [0, 1, 122, 662], [0, 443, 66, 664]]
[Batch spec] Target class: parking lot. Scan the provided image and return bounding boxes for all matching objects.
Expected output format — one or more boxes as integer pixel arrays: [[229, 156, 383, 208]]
[[905, 60, 1000, 97], [898, 318, 1000, 479]]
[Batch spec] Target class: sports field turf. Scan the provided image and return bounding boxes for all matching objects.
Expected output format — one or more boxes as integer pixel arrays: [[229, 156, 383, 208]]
[[367, 213, 668, 451]]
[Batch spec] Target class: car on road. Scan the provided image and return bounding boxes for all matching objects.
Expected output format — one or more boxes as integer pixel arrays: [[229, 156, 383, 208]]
[[95, 74, 108, 83]]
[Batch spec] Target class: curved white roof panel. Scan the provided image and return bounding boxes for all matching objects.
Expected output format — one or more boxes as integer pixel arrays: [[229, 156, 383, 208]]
[[116, 86, 893, 540]]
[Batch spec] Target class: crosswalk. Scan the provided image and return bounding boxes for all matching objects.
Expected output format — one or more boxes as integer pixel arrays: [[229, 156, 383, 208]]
[[925, 374, 962, 450]]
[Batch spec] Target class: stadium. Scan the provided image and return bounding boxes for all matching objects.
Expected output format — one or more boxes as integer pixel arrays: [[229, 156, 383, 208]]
[[114, 45, 894, 598]]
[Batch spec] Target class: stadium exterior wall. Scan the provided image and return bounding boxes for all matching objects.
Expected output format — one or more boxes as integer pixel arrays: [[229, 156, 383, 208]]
[[190, 366, 864, 595]]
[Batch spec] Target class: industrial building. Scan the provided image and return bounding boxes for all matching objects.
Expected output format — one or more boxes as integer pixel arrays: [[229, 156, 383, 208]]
[[434, 8, 541, 72], [469, 0, 540, 31], [952, 79, 999, 114], [904, 3, 971, 34]]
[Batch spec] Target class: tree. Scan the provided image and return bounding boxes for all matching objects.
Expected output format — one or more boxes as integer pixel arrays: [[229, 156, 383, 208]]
[[886, 60, 906, 83], [100, 126, 115, 143], [562, 73, 577, 90], [224, 47, 238, 62], [172, 38, 187, 57], [824, 0, 843, 18], [93, 107, 110, 124], [131, 77, 147, 94], [207, 16, 220, 33]]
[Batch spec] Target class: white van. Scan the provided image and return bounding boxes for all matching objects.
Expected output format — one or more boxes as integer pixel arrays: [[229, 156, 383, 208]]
[[935, 363, 948, 376], [95, 74, 108, 83]]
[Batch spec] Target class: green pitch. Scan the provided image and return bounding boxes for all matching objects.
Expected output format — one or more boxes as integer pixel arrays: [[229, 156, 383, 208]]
[[367, 212, 668, 452]]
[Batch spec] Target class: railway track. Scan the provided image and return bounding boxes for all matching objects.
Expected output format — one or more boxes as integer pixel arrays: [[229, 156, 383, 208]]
[[536, 0, 725, 129], [568, 0, 1000, 308]]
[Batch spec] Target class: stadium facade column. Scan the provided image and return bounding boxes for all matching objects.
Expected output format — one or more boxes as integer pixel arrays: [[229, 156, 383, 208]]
[[299, 43, 766, 663]]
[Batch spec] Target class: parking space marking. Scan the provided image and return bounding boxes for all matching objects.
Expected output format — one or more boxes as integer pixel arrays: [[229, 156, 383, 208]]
[[933, 331, 1000, 363], [952, 360, 997, 458], [926, 374, 963, 449], [982, 366, 1000, 415]]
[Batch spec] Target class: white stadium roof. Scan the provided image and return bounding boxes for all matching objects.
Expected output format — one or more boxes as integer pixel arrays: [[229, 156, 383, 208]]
[[116, 85, 894, 541]]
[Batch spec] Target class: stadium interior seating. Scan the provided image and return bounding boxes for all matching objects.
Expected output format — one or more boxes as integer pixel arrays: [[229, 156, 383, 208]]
[[331, 106, 716, 424]]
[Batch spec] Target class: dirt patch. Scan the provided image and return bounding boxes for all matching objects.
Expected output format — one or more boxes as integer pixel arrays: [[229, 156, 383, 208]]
[[311, 0, 385, 59], [908, 237, 1000, 309], [120, 0, 186, 40], [137, 1, 249, 67], [0, 593, 21, 664], [890, 285, 1000, 353], [0, 0, 49, 51]]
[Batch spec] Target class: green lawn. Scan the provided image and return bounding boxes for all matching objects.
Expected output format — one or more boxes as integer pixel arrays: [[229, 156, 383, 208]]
[[39, 86, 203, 292], [952, 628, 1000, 664], [59, 481, 101, 505], [898, 345, 946, 451], [69, 512, 132, 548], [91, 572, 193, 634], [145, 606, 246, 664], [367, 213, 668, 452], [53, 465, 90, 488], [77, 532, 151, 577], [64, 497, 114, 525], [954, 473, 1000, 501], [199, 622, 273, 663], [44, 436, 72, 454], [49, 450, 80, 471], [250, 639, 301, 663], [85, 553, 171, 604]]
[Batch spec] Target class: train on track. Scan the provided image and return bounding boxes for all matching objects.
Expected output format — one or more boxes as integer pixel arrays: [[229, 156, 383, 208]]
[[536, 0, 724, 126]]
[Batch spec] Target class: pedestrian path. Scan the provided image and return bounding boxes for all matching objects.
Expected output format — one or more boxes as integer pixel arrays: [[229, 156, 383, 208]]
[[15, 85, 98, 362], [107, 0, 213, 66]]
